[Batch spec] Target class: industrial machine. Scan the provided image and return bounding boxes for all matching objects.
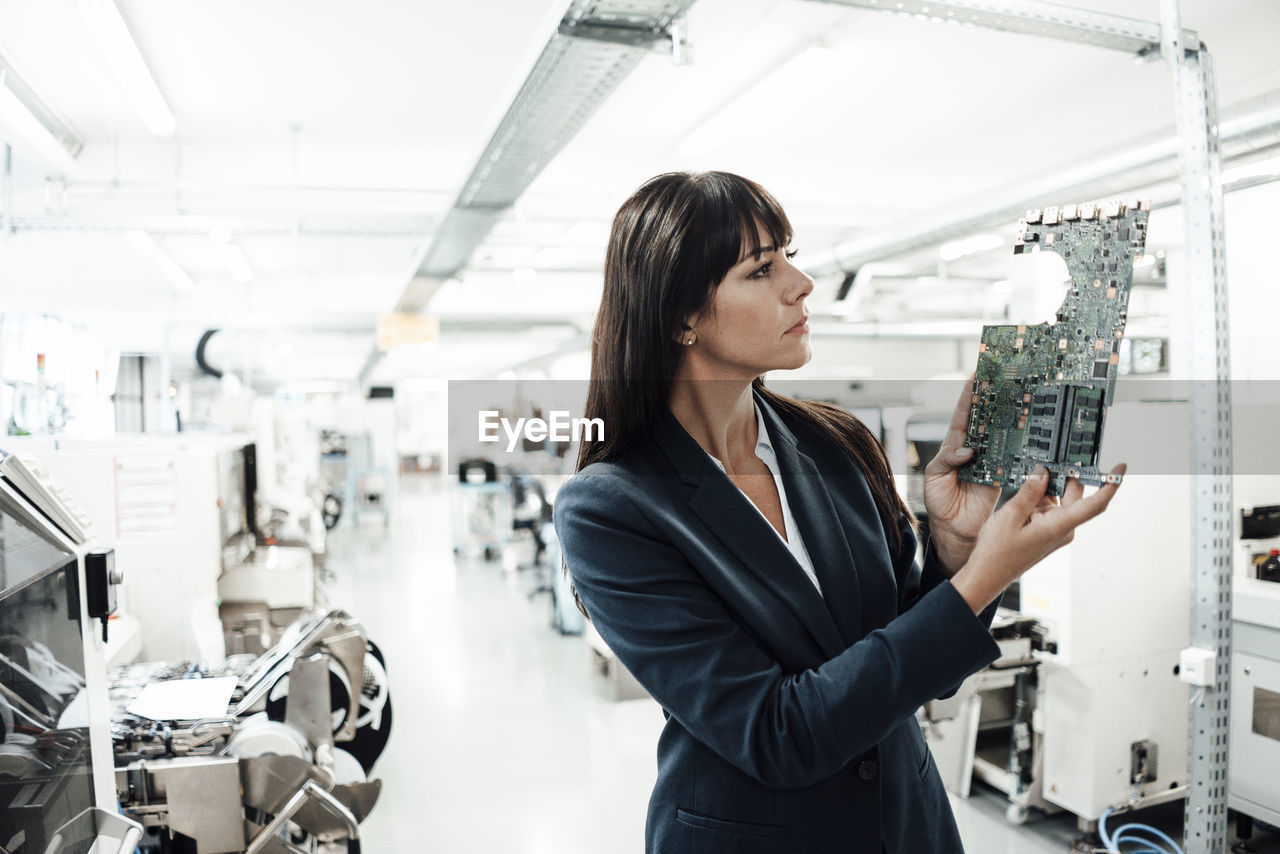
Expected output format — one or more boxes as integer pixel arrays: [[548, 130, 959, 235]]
[[3, 435, 332, 664], [1229, 479, 1280, 845], [1230, 572, 1280, 843], [2, 443, 390, 853], [110, 609, 389, 853], [0, 452, 142, 852], [218, 440, 328, 658], [924, 400, 1193, 837], [924, 611, 1060, 826], [2, 434, 255, 664]]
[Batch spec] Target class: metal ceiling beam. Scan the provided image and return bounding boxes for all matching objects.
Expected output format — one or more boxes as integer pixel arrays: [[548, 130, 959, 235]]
[[806, 0, 1197, 54], [361, 0, 697, 384]]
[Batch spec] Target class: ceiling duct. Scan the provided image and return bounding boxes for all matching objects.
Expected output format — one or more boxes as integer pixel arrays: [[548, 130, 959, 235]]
[[396, 0, 696, 301], [803, 90, 1280, 278], [361, 0, 696, 382]]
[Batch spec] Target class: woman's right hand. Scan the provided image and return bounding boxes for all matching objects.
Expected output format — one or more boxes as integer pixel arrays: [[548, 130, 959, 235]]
[[950, 462, 1126, 614]]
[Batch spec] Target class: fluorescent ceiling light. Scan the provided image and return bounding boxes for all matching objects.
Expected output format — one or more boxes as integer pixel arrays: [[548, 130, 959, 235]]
[[127, 230, 194, 290], [223, 244, 254, 283], [813, 319, 981, 337], [566, 220, 609, 244], [207, 227, 252, 282], [0, 75, 76, 173], [939, 233, 1003, 261], [1220, 155, 1280, 185], [965, 234, 1005, 253], [533, 246, 560, 268], [78, 0, 176, 137]]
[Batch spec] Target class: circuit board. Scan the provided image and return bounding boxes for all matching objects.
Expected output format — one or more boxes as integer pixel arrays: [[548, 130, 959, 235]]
[[958, 200, 1149, 497]]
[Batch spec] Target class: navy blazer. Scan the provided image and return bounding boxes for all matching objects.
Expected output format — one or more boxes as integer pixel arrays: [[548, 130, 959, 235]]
[[554, 392, 1002, 854]]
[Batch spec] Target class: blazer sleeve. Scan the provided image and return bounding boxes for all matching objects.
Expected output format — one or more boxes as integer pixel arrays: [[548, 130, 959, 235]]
[[555, 473, 1001, 790], [890, 513, 1002, 700]]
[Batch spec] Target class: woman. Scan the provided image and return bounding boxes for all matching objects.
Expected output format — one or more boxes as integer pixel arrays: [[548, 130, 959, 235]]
[[553, 171, 1123, 854]]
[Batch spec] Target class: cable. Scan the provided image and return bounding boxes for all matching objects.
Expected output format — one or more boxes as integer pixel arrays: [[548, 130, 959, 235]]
[[1100, 807, 1185, 854]]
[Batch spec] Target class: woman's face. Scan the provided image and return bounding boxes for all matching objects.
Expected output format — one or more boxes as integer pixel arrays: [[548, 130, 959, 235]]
[[687, 222, 814, 378]]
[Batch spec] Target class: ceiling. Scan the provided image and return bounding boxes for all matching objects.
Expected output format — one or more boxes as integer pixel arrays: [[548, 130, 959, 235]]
[[0, 0, 1277, 389]]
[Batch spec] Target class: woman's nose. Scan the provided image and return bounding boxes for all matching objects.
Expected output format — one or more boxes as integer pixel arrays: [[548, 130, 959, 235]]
[[785, 266, 815, 304]]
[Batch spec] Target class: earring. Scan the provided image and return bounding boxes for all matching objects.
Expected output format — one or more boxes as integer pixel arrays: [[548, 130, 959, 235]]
[[685, 333, 696, 345]]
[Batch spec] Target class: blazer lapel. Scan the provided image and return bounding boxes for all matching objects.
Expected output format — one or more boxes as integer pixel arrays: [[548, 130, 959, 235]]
[[652, 409, 846, 660], [758, 398, 865, 646]]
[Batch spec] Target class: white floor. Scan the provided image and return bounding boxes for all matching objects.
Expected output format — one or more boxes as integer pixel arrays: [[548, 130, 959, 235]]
[[323, 475, 1279, 854]]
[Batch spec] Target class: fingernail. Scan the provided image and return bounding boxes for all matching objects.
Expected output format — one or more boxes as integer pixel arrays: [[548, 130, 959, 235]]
[[955, 447, 971, 458], [1034, 465, 1048, 480]]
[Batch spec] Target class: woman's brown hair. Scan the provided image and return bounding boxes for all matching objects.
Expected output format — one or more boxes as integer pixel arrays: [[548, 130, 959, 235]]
[[571, 171, 911, 611]]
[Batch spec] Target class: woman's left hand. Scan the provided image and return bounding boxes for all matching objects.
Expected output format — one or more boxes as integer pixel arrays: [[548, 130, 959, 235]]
[[923, 375, 1020, 574]]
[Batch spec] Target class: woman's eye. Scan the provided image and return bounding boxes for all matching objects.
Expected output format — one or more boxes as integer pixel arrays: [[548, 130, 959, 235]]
[[785, 248, 798, 260], [748, 262, 772, 280]]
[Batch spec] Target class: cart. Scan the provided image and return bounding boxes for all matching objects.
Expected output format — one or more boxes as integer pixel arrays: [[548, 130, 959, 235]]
[[452, 481, 512, 561]]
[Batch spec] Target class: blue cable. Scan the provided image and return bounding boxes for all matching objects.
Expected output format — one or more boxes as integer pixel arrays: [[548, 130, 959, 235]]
[[1099, 807, 1185, 854], [1113, 834, 1167, 854], [1110, 822, 1183, 853]]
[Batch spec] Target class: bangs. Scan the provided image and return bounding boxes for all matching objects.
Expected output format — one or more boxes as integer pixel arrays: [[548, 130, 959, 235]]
[[693, 172, 793, 287]]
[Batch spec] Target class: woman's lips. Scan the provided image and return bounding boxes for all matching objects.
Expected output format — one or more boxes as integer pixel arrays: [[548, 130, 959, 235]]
[[785, 318, 810, 335]]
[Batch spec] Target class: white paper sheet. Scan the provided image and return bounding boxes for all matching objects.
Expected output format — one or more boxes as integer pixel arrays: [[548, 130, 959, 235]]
[[126, 677, 237, 721]]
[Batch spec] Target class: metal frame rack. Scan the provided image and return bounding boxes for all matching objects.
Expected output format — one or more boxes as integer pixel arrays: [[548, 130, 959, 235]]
[[808, 1, 1232, 850]]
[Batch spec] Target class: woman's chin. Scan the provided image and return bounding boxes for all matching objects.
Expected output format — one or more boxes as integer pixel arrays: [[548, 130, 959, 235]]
[[772, 345, 812, 372], [792, 340, 814, 367]]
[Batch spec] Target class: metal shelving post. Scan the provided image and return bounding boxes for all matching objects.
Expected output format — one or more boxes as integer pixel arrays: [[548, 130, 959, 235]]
[[1160, 1, 1234, 850], [806, 2, 1234, 850]]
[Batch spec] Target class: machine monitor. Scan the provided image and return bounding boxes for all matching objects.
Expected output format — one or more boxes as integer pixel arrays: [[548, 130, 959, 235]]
[[0, 490, 95, 853]]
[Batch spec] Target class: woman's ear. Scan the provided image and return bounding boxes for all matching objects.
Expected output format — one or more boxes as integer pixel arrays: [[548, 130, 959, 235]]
[[673, 315, 699, 347]]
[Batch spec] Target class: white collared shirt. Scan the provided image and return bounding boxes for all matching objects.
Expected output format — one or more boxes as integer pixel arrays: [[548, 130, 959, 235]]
[[706, 404, 822, 596]]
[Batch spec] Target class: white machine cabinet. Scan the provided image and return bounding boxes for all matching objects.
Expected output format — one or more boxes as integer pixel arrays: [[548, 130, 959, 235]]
[[1229, 578, 1280, 827], [1015, 404, 1193, 822]]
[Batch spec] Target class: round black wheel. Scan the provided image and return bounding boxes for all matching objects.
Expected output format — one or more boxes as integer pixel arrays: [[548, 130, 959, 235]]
[[322, 493, 343, 530], [266, 641, 393, 775]]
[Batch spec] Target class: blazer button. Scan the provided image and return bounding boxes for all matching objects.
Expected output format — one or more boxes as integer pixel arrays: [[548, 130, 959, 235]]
[[857, 759, 879, 781]]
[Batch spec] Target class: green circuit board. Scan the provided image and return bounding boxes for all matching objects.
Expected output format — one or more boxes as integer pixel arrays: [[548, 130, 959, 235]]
[[958, 200, 1149, 497]]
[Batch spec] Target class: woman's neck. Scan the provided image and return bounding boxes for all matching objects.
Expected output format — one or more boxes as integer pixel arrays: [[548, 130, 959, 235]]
[[668, 363, 758, 465]]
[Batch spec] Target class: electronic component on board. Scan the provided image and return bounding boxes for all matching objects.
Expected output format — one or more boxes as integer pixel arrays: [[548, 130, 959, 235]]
[[959, 199, 1149, 496]]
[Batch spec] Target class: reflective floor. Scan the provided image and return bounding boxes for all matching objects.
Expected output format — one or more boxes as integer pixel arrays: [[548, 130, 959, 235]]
[[324, 475, 1279, 853]]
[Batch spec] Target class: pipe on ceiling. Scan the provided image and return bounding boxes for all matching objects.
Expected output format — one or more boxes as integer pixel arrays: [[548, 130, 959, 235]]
[[802, 90, 1280, 278]]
